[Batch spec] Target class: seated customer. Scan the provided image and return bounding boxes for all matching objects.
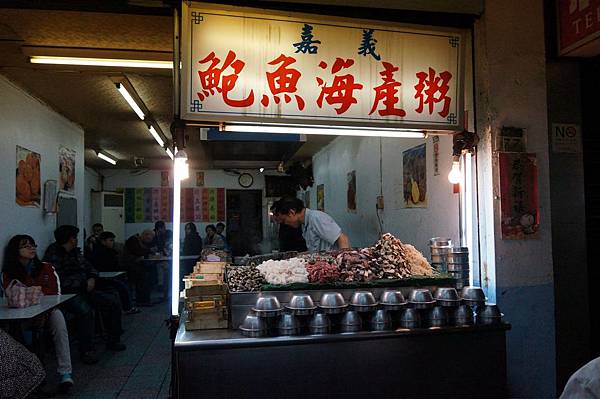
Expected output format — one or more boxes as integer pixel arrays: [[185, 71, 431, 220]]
[[90, 232, 140, 315], [203, 225, 225, 249], [84, 223, 103, 260], [44, 225, 126, 354], [2, 235, 74, 392], [152, 221, 172, 256], [124, 230, 155, 306]]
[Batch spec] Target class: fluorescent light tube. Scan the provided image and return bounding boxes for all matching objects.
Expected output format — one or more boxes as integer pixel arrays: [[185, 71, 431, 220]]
[[222, 124, 426, 139], [166, 147, 174, 160], [30, 56, 172, 69], [148, 125, 165, 147], [97, 151, 117, 165], [171, 151, 189, 316], [116, 83, 145, 120]]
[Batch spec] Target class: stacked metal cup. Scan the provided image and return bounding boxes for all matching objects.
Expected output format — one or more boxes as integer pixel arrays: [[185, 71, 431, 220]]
[[429, 237, 452, 273], [447, 247, 470, 289]]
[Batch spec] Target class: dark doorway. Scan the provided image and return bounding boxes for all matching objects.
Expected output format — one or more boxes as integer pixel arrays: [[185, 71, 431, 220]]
[[226, 190, 263, 256]]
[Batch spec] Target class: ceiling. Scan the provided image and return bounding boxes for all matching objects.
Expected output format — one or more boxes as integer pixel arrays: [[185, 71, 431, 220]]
[[0, 6, 333, 170]]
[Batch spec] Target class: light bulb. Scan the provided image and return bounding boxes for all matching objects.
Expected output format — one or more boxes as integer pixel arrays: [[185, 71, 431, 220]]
[[448, 160, 462, 184], [259, 167, 265, 173]]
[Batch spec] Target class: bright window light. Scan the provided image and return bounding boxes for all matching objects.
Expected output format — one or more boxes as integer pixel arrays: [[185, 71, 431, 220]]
[[116, 83, 145, 120], [97, 151, 117, 165], [222, 123, 426, 139], [148, 125, 165, 147], [166, 147, 174, 160], [171, 150, 189, 316], [30, 56, 172, 69]]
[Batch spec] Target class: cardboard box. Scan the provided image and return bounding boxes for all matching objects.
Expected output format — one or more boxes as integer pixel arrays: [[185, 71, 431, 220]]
[[195, 262, 227, 274]]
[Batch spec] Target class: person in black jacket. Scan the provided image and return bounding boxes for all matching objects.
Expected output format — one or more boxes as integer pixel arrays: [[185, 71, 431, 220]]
[[182, 223, 203, 256], [90, 232, 139, 314], [44, 225, 126, 359]]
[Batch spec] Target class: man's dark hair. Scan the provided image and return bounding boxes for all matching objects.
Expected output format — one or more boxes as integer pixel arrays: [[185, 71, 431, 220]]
[[216, 222, 225, 228], [206, 224, 216, 233], [155, 221, 166, 230], [270, 199, 281, 213], [273, 196, 305, 215], [99, 231, 116, 241], [92, 223, 103, 230], [54, 225, 79, 245]]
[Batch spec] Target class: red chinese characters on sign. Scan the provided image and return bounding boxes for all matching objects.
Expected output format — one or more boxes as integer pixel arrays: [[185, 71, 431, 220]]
[[316, 58, 363, 114], [369, 61, 406, 117], [414, 67, 452, 118], [197, 50, 254, 107], [261, 54, 305, 110]]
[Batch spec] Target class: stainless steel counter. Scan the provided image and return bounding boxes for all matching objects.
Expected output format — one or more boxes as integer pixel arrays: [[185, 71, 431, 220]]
[[174, 317, 510, 399]]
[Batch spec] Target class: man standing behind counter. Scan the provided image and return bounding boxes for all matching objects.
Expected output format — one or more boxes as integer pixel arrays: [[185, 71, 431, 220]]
[[273, 196, 350, 252]]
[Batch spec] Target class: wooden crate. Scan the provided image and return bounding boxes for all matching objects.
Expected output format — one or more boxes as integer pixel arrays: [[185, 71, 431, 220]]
[[195, 261, 227, 274], [185, 306, 229, 330], [185, 284, 228, 298]]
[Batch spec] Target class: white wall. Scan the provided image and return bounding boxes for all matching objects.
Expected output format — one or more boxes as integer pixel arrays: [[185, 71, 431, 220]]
[[310, 135, 459, 254], [100, 169, 268, 241], [84, 167, 102, 237], [0, 75, 85, 257]]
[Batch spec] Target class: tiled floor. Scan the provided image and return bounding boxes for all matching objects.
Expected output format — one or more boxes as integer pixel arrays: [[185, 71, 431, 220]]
[[38, 299, 172, 399]]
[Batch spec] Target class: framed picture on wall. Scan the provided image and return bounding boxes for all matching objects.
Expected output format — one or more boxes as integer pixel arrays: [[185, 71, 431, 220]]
[[347, 171, 357, 212], [16, 145, 41, 207], [403, 143, 427, 208], [317, 184, 325, 211]]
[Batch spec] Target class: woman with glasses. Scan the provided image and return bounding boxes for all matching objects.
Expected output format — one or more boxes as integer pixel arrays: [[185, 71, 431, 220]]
[[2, 235, 74, 393]]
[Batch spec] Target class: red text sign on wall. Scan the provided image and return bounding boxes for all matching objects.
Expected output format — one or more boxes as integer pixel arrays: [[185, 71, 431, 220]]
[[182, 3, 465, 131], [558, 0, 600, 55]]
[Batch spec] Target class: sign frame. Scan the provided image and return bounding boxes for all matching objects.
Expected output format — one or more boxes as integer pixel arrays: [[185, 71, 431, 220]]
[[181, 2, 466, 132]]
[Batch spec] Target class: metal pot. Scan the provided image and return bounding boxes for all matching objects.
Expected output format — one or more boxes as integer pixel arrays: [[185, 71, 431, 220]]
[[399, 308, 421, 329], [309, 312, 331, 335], [350, 291, 378, 312], [408, 289, 436, 310], [370, 309, 392, 331]]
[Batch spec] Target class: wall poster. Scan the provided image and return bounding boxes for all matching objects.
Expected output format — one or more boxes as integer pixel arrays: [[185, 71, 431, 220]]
[[347, 171, 357, 212], [403, 143, 427, 208], [160, 171, 170, 187], [196, 171, 205, 186], [316, 184, 325, 211], [16, 145, 41, 207], [499, 152, 540, 240], [124, 187, 226, 223], [58, 146, 76, 193]]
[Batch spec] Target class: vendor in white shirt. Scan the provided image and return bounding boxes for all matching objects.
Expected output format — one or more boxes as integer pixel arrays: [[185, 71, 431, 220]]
[[273, 196, 350, 252]]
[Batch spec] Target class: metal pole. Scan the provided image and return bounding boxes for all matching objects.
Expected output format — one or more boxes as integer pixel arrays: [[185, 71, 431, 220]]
[[172, 6, 181, 121]]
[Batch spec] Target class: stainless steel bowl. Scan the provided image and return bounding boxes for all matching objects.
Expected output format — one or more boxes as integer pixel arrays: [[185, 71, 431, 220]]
[[350, 291, 378, 312], [252, 294, 283, 317], [461, 286, 487, 304], [340, 310, 362, 333], [399, 308, 421, 329], [309, 312, 331, 334], [435, 287, 461, 307], [477, 304, 503, 325], [286, 293, 317, 316], [430, 237, 452, 247], [239, 313, 268, 337], [370, 309, 392, 331], [427, 306, 448, 327], [277, 313, 301, 336], [453, 304, 474, 326], [408, 289, 436, 309], [319, 292, 347, 309], [380, 290, 407, 310]]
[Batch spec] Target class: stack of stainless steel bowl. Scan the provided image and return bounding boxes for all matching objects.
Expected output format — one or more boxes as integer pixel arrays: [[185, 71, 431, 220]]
[[239, 312, 268, 337], [454, 304, 474, 326], [447, 247, 470, 289], [399, 308, 421, 329], [477, 304, 504, 325], [252, 294, 284, 318], [318, 292, 348, 314], [430, 237, 452, 273], [427, 306, 448, 327], [408, 289, 436, 310], [379, 290, 407, 311], [277, 313, 301, 336], [349, 291, 379, 313], [340, 310, 362, 333], [285, 293, 317, 316], [370, 309, 393, 331], [309, 312, 331, 334], [461, 286, 486, 322]]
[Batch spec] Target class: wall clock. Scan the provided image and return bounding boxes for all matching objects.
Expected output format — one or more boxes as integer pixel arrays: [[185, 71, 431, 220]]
[[238, 173, 254, 188]]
